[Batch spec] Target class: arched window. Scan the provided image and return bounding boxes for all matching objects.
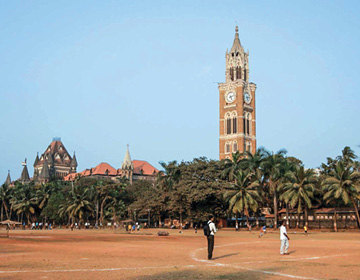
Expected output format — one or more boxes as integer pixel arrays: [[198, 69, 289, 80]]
[[225, 113, 231, 135], [230, 68, 234, 81], [236, 66, 241, 79], [244, 66, 247, 81], [233, 141, 238, 152], [243, 112, 252, 136], [225, 142, 230, 154], [231, 111, 237, 134]]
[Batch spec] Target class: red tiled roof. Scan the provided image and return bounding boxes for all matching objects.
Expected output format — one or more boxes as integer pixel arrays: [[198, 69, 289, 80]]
[[133, 160, 159, 176], [91, 162, 117, 176], [63, 160, 158, 181]]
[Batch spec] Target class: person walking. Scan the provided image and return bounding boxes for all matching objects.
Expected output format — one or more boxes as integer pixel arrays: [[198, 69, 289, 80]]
[[280, 220, 290, 255], [206, 215, 216, 260]]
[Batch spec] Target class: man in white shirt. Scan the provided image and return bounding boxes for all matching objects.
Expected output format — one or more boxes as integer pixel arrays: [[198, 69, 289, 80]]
[[280, 220, 290, 255], [207, 215, 217, 260]]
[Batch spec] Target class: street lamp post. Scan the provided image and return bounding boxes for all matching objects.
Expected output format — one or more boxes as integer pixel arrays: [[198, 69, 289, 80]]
[[148, 209, 150, 227]]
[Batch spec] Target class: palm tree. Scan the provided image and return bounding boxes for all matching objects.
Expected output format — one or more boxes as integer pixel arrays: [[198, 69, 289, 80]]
[[261, 149, 287, 227], [280, 166, 317, 228], [12, 184, 37, 224], [322, 161, 360, 229], [59, 185, 94, 224], [224, 169, 261, 228], [0, 184, 11, 220]]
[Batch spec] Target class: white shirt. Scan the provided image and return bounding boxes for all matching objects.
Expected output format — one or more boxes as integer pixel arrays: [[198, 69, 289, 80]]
[[280, 225, 287, 240], [208, 220, 216, 236]]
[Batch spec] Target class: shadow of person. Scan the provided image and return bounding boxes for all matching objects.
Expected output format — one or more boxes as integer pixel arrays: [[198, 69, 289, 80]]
[[212, 253, 239, 260], [288, 250, 296, 254]]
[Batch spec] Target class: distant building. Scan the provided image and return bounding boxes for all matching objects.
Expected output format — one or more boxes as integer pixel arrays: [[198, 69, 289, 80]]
[[63, 145, 159, 184], [33, 137, 77, 182]]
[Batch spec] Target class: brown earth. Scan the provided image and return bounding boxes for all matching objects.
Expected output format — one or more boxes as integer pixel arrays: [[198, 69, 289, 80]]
[[0, 228, 359, 280]]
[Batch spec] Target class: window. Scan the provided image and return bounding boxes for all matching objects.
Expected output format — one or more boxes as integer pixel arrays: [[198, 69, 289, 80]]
[[233, 141, 238, 152], [236, 66, 241, 79], [231, 112, 237, 134], [225, 113, 231, 134], [230, 68, 234, 81], [225, 142, 230, 154]]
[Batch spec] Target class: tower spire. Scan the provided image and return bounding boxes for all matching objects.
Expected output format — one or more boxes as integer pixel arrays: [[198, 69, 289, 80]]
[[230, 25, 243, 53], [121, 144, 133, 170], [5, 170, 11, 185]]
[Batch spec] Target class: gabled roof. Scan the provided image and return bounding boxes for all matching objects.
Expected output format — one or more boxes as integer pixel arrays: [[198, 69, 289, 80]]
[[91, 162, 117, 176], [133, 160, 159, 176], [35, 139, 72, 168]]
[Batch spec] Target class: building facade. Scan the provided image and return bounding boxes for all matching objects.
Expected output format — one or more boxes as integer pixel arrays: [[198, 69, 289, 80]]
[[63, 145, 159, 184], [219, 26, 257, 160], [33, 138, 77, 181]]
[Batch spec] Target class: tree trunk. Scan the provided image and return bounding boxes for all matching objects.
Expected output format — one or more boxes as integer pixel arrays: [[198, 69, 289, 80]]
[[296, 213, 300, 229], [246, 215, 250, 231], [333, 208, 337, 232], [273, 187, 278, 227], [96, 199, 99, 226], [304, 207, 308, 227], [285, 203, 290, 229], [1, 203, 3, 221], [100, 197, 108, 225], [351, 199, 360, 229]]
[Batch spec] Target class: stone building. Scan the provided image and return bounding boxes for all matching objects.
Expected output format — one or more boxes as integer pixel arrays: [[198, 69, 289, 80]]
[[63, 145, 159, 184], [219, 26, 257, 160], [33, 138, 77, 181]]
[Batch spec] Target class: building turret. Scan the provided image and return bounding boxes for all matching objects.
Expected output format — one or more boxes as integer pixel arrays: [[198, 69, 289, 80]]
[[39, 159, 50, 181], [70, 152, 78, 173], [225, 26, 249, 83], [121, 145, 133, 184], [5, 170, 11, 185], [20, 159, 30, 183]]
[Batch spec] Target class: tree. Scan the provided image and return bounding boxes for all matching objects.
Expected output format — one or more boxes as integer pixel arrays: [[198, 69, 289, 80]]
[[261, 149, 287, 227], [322, 161, 360, 229], [12, 184, 37, 224], [224, 169, 261, 228], [280, 166, 317, 228], [59, 185, 94, 224]]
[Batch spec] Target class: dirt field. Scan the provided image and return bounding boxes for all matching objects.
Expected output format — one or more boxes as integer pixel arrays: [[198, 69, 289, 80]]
[[0, 227, 359, 280]]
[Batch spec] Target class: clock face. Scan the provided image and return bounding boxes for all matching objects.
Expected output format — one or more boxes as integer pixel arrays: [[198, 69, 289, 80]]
[[244, 92, 251, 104], [226, 92, 236, 103]]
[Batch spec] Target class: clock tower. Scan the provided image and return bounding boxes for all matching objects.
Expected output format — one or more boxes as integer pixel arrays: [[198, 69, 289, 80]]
[[219, 26, 257, 160]]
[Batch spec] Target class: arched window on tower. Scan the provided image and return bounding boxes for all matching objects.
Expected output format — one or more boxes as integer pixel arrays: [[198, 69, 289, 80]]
[[225, 113, 231, 135], [236, 66, 241, 79], [225, 142, 230, 154], [243, 112, 251, 136], [230, 68, 234, 81], [232, 112, 237, 134], [244, 66, 247, 81], [233, 141, 238, 152]]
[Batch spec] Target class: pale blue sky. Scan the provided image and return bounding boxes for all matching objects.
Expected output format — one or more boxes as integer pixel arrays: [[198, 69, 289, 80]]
[[1, 1, 360, 182]]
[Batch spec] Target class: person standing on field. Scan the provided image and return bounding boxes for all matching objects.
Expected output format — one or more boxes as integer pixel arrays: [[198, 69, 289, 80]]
[[280, 220, 290, 255], [206, 215, 216, 260]]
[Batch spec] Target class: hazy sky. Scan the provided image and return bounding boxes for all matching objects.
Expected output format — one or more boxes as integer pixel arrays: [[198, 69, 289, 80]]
[[1, 1, 360, 182]]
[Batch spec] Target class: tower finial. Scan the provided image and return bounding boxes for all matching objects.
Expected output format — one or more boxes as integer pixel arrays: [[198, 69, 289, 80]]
[[235, 25, 238, 33]]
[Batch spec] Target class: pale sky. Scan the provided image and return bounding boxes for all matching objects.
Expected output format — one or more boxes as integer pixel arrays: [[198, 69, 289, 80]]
[[1, 0, 360, 182]]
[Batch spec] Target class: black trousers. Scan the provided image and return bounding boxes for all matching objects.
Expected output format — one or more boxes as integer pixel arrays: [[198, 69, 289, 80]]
[[207, 235, 214, 259]]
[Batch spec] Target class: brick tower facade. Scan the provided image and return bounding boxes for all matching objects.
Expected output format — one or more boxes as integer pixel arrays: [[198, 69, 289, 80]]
[[219, 26, 257, 160]]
